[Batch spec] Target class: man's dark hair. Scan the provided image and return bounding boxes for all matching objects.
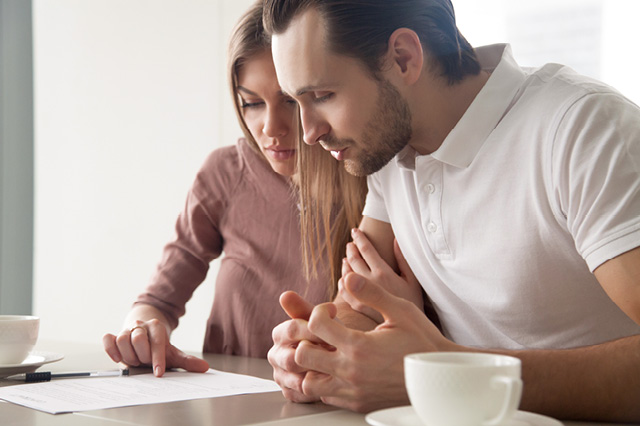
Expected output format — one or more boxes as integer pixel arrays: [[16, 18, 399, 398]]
[[263, 0, 480, 85]]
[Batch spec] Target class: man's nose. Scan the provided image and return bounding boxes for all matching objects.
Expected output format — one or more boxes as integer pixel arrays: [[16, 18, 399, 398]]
[[300, 108, 329, 145]]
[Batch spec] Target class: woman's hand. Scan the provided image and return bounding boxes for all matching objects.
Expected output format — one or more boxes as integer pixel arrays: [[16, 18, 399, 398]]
[[102, 317, 209, 377], [338, 229, 425, 323]]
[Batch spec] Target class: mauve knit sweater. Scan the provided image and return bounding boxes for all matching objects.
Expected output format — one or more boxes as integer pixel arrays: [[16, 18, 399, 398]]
[[135, 138, 330, 358]]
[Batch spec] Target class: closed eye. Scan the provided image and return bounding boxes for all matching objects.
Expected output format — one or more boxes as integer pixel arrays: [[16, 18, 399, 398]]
[[241, 100, 264, 109], [313, 92, 333, 103]]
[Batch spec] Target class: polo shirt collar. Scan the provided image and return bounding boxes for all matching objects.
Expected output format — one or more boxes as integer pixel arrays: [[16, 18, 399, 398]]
[[398, 44, 526, 170]]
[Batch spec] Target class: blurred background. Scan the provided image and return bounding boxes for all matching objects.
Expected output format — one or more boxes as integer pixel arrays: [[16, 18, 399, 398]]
[[1, 0, 638, 353]]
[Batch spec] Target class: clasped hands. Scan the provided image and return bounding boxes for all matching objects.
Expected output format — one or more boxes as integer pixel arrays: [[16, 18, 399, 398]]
[[268, 228, 456, 412]]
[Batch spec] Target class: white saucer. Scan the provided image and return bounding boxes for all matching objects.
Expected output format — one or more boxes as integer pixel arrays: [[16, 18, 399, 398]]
[[0, 351, 64, 379], [366, 406, 563, 426]]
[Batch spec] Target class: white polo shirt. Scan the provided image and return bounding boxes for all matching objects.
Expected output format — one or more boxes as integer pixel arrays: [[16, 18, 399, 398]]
[[363, 44, 640, 350]]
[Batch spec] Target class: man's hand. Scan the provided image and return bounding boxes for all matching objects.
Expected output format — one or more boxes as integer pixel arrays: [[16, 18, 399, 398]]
[[338, 228, 425, 323], [267, 291, 327, 403], [296, 273, 458, 412]]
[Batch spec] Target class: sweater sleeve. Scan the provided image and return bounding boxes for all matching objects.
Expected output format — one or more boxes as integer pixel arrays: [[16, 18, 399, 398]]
[[134, 145, 242, 329]]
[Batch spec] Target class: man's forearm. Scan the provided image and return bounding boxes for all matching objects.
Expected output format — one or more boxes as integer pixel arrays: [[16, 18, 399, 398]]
[[506, 334, 640, 422]]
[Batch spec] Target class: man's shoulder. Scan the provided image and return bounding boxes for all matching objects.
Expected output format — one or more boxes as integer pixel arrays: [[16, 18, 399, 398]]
[[521, 63, 625, 107], [368, 154, 403, 181]]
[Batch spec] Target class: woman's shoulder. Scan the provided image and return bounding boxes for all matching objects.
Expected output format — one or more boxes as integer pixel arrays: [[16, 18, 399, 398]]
[[193, 138, 291, 204], [193, 138, 274, 196], [200, 138, 239, 167], [189, 139, 244, 198], [200, 138, 266, 173], [197, 138, 254, 179]]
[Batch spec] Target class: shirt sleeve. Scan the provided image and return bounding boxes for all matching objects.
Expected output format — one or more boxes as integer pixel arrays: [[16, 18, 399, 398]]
[[362, 171, 391, 223], [552, 91, 640, 271]]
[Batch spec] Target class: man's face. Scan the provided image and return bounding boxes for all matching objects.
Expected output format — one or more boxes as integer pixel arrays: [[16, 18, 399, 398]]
[[272, 8, 412, 176]]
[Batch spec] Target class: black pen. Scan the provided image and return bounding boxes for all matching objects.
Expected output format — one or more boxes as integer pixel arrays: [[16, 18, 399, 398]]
[[6, 369, 129, 383]]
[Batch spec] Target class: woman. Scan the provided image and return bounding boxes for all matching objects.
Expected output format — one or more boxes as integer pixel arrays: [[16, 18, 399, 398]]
[[102, 1, 366, 376]]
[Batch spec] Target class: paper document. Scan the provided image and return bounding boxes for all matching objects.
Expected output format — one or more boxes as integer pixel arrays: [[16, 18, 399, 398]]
[[0, 368, 280, 414]]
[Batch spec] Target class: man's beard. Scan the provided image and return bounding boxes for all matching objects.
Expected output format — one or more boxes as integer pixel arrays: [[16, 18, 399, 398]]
[[330, 78, 412, 177]]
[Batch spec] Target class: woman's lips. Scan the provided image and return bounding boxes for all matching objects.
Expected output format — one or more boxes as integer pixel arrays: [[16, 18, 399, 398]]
[[266, 148, 295, 161]]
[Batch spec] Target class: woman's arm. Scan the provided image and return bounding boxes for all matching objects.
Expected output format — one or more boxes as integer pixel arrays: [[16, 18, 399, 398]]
[[334, 216, 425, 329]]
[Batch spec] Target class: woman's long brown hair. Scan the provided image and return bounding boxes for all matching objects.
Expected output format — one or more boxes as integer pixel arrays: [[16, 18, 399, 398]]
[[297, 124, 367, 299], [230, 0, 367, 299]]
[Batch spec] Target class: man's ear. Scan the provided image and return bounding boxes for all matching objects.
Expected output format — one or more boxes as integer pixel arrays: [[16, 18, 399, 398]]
[[384, 28, 424, 85]]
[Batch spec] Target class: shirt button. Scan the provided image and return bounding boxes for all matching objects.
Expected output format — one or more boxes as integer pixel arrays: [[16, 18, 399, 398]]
[[427, 222, 437, 233], [426, 183, 435, 194]]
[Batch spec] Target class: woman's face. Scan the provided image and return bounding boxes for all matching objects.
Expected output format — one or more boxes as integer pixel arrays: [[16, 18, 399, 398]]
[[237, 50, 297, 177]]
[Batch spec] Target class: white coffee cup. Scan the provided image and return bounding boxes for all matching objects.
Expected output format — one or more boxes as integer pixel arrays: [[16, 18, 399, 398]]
[[405, 352, 522, 426], [0, 315, 40, 364]]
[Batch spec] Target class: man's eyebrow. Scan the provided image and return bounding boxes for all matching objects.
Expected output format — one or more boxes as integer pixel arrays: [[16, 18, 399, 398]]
[[294, 85, 320, 97], [293, 82, 339, 97]]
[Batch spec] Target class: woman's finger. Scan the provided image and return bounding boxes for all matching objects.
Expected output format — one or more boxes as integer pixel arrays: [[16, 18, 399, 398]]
[[346, 242, 370, 275], [344, 272, 412, 323], [351, 228, 387, 274], [144, 320, 167, 376], [165, 345, 209, 373], [115, 329, 142, 366], [130, 325, 152, 366], [102, 333, 122, 363], [336, 276, 384, 324], [341, 257, 353, 277]]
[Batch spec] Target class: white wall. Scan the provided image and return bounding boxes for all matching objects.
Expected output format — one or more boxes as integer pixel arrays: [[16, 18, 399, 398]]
[[600, 0, 640, 104], [33, 0, 253, 351], [455, 0, 640, 105], [32, 0, 640, 354]]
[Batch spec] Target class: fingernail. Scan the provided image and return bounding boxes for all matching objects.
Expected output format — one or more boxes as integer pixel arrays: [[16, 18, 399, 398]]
[[154, 366, 161, 377], [351, 228, 357, 237]]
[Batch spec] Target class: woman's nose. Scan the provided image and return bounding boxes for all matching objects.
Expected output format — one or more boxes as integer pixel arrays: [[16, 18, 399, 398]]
[[263, 106, 290, 138]]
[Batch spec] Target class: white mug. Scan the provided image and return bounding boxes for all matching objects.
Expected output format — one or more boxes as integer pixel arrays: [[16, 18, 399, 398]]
[[0, 315, 40, 364], [405, 352, 522, 426]]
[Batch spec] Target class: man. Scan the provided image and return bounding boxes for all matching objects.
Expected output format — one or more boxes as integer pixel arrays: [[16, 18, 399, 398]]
[[263, 0, 640, 422]]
